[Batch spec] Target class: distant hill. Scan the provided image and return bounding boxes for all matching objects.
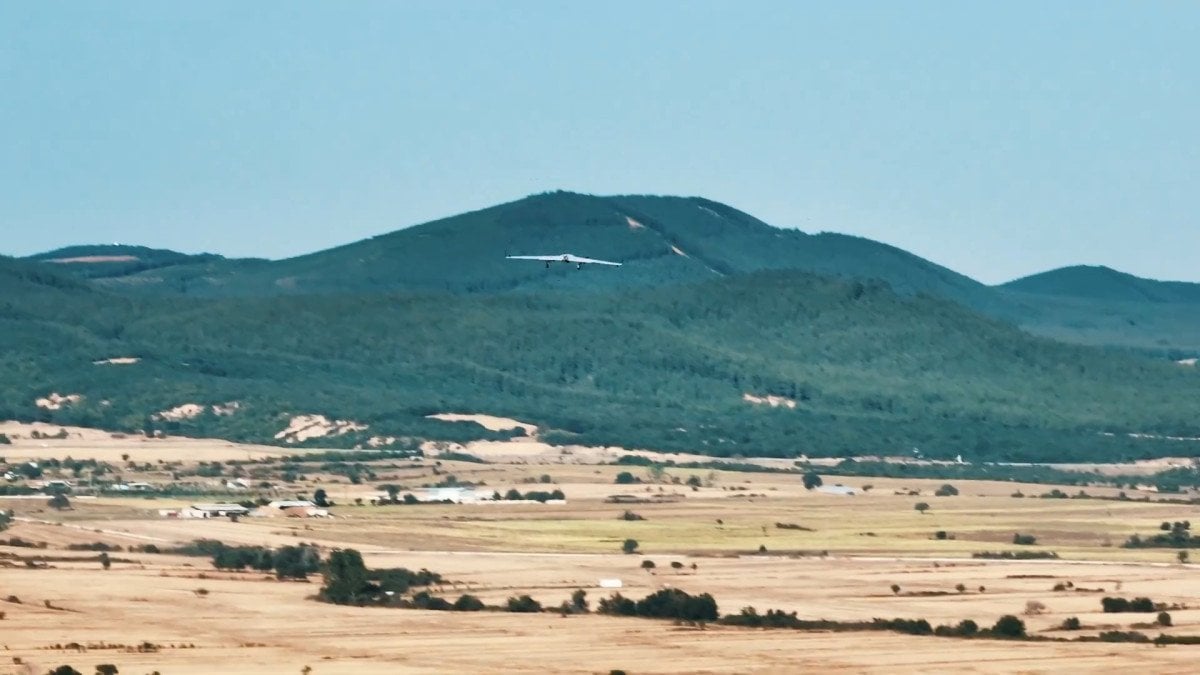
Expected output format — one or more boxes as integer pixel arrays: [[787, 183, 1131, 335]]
[[992, 266, 1200, 356], [27, 244, 238, 280], [21, 192, 1200, 354], [1002, 265, 1200, 304], [59, 192, 996, 308], [2, 259, 1199, 463]]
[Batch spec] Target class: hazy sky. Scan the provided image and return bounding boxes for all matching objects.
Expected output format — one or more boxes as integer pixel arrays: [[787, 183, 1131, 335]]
[[3, 2, 1197, 284]]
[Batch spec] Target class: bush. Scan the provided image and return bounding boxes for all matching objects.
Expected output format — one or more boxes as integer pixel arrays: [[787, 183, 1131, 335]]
[[1101, 596, 1156, 613], [914, 502, 930, 514], [49, 667, 81, 675], [1061, 616, 1081, 630], [615, 472, 638, 485], [1158, 611, 1172, 626], [622, 538, 639, 554], [96, 664, 120, 675], [1012, 533, 1037, 545], [991, 614, 1026, 638], [1096, 630, 1151, 643], [620, 510, 645, 521], [641, 560, 655, 570], [506, 595, 543, 613], [934, 483, 958, 497], [452, 594, 485, 612], [802, 472, 822, 490]]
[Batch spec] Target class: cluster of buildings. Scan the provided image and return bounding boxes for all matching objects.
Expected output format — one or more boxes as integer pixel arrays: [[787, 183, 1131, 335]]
[[158, 499, 331, 520]]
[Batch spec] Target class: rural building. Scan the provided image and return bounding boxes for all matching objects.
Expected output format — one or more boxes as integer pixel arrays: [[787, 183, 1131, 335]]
[[816, 484, 858, 496], [253, 499, 330, 518], [160, 503, 250, 519], [113, 482, 155, 492]]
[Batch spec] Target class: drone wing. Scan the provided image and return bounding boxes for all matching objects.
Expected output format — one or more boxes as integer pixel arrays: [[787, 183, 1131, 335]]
[[564, 254, 622, 266], [506, 255, 564, 262]]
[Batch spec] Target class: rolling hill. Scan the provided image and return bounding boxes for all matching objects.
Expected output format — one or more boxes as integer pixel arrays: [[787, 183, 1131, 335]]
[[64, 192, 998, 309], [1003, 265, 1200, 305], [3, 254, 1199, 462], [35, 191, 1198, 355]]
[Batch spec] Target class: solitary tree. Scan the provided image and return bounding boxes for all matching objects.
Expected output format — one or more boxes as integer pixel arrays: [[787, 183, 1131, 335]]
[[320, 549, 369, 605], [934, 484, 959, 497], [914, 502, 930, 514], [991, 614, 1026, 638], [641, 560, 656, 570], [622, 538, 639, 554], [48, 494, 71, 510], [890, 584, 901, 595], [99, 552, 111, 570], [313, 489, 330, 507], [96, 665, 119, 675], [1158, 611, 1173, 626], [571, 589, 588, 613], [1178, 550, 1190, 564], [802, 472, 823, 490]]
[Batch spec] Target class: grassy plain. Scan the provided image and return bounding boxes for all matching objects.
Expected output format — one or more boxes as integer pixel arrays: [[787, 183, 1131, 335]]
[[4, 441, 1200, 673]]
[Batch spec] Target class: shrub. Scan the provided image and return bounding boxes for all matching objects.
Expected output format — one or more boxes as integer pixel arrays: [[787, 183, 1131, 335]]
[[955, 583, 966, 593], [991, 614, 1026, 638], [614, 472, 638, 485], [506, 595, 542, 613], [49, 667, 81, 675], [641, 560, 655, 570], [96, 665, 119, 675], [620, 510, 645, 521], [802, 472, 822, 490], [452, 594, 485, 611], [890, 584, 901, 595], [670, 561, 684, 570], [1102, 596, 1157, 613], [1061, 616, 1081, 630], [914, 502, 930, 514], [1024, 600, 1046, 616], [48, 494, 71, 510], [570, 589, 588, 613], [622, 538, 639, 554], [1096, 630, 1150, 643], [1012, 533, 1037, 546], [1158, 611, 1172, 626], [934, 484, 958, 497]]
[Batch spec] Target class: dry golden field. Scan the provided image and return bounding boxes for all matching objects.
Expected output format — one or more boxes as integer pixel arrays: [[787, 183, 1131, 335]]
[[3, 439, 1200, 674]]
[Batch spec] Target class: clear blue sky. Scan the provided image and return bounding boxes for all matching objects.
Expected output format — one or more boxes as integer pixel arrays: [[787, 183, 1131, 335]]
[[3, 1, 1197, 284]]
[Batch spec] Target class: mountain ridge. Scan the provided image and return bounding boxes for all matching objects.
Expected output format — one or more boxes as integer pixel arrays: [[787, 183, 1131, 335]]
[[17, 191, 1200, 354]]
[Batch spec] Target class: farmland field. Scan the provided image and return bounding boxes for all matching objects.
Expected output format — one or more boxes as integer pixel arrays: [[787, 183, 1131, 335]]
[[3, 440, 1200, 674]]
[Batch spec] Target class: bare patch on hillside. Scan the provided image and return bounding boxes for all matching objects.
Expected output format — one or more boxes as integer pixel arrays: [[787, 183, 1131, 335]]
[[275, 414, 367, 443], [93, 357, 141, 365], [35, 393, 82, 411], [46, 255, 139, 264], [155, 401, 241, 421], [1177, 358, 1197, 366], [743, 393, 797, 409], [427, 413, 539, 437], [625, 216, 645, 230], [670, 245, 689, 257]]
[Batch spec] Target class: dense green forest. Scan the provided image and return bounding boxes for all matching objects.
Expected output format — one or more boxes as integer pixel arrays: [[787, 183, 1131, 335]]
[[37, 192, 1200, 354], [3, 253, 1199, 462]]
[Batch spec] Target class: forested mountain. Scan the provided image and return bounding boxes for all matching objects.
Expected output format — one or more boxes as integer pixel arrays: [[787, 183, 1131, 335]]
[[27, 192, 1195, 354], [48, 192, 995, 306], [1003, 265, 1200, 305], [27, 244, 247, 281], [3, 255, 1199, 463]]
